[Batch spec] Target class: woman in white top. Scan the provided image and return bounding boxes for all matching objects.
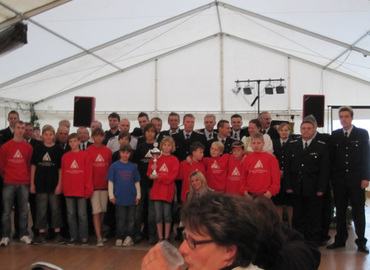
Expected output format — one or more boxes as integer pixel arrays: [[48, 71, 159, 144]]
[[241, 119, 273, 155]]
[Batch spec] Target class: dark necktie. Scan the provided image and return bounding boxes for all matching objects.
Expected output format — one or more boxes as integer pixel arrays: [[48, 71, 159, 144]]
[[234, 133, 237, 139], [185, 134, 190, 140], [345, 132, 348, 138], [304, 142, 308, 150], [82, 143, 86, 150], [221, 139, 225, 144], [209, 133, 212, 139], [282, 142, 286, 147]]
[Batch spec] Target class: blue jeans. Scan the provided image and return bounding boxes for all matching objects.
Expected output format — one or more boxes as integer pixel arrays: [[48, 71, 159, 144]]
[[65, 197, 88, 240], [1, 184, 29, 238], [134, 186, 156, 237], [116, 205, 135, 239], [35, 193, 62, 230], [154, 200, 172, 223]]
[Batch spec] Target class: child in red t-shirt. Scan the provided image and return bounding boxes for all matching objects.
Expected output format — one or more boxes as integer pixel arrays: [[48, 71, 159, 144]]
[[147, 136, 179, 241], [62, 133, 93, 245], [240, 133, 280, 199], [226, 140, 246, 195], [177, 142, 206, 204], [85, 128, 112, 247]]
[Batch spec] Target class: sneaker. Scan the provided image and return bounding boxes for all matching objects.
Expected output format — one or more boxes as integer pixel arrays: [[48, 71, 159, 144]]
[[123, 236, 134, 247], [67, 239, 76, 246], [102, 237, 108, 242], [115, 239, 123, 246], [35, 234, 46, 245], [20, 235, 33, 244], [81, 239, 89, 246], [96, 239, 104, 247], [55, 234, 66, 245], [0, 237, 10, 247]]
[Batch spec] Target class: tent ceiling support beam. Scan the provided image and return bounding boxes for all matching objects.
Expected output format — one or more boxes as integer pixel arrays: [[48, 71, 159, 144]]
[[215, 1, 223, 33], [0, 0, 72, 30], [33, 34, 219, 105], [324, 30, 370, 69], [219, 1, 370, 56], [0, 2, 216, 89], [227, 34, 370, 86], [29, 18, 122, 70], [88, 2, 216, 53], [0, 51, 87, 89]]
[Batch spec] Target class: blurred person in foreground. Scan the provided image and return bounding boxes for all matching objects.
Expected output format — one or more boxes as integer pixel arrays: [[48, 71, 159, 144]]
[[142, 192, 262, 270]]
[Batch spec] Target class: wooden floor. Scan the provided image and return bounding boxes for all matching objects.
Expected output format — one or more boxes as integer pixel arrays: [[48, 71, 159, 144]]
[[1, 202, 370, 270]]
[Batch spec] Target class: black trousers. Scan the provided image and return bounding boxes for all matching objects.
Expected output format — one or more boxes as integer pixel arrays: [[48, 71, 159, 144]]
[[332, 184, 367, 245], [292, 194, 323, 244]]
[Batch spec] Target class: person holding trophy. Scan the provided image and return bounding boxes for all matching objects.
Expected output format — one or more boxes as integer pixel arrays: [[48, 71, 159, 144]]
[[147, 136, 179, 243]]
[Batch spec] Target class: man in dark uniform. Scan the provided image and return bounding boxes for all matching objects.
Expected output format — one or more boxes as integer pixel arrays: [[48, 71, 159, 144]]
[[327, 106, 370, 253], [198, 114, 217, 141], [0, 110, 19, 146], [259, 111, 279, 140], [173, 114, 206, 204], [103, 112, 120, 145], [205, 120, 235, 157], [172, 114, 206, 162], [304, 115, 332, 245], [230, 114, 249, 140], [285, 120, 329, 246]]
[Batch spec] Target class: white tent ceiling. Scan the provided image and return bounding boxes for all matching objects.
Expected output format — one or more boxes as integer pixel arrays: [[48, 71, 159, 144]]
[[0, 0, 369, 130]]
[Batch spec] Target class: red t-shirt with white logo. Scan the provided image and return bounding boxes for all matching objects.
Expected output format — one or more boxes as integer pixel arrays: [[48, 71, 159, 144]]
[[240, 152, 280, 195], [85, 145, 112, 190], [61, 150, 93, 198], [0, 140, 33, 185], [147, 154, 179, 203], [203, 155, 229, 192]]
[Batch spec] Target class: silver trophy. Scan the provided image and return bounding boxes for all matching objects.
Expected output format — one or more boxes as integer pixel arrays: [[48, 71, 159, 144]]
[[150, 142, 161, 179]]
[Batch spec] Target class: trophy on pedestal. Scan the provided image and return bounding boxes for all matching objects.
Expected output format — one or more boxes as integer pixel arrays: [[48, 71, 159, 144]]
[[150, 142, 161, 179]]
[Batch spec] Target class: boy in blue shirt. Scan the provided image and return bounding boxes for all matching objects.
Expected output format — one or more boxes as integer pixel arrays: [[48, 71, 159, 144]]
[[107, 144, 140, 247]]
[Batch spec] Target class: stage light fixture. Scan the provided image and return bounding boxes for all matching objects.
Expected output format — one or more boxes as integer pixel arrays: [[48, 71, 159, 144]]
[[232, 83, 241, 94], [243, 83, 253, 95], [276, 79, 285, 94], [265, 82, 274, 95]]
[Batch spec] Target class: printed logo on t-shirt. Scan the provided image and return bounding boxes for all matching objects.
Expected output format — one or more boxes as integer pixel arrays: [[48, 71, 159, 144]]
[[95, 154, 105, 162], [254, 160, 263, 169], [42, 152, 51, 161], [14, 150, 23, 158], [70, 160, 79, 169], [231, 167, 240, 176], [144, 150, 153, 158], [159, 163, 169, 172], [211, 160, 220, 169]]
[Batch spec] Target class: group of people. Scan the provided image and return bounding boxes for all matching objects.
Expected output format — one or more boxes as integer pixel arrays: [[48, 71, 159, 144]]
[[0, 106, 369, 266]]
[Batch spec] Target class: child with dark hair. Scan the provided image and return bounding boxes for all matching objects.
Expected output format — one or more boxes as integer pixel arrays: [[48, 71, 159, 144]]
[[226, 140, 246, 195], [177, 141, 206, 203], [107, 144, 140, 247], [133, 123, 157, 243]]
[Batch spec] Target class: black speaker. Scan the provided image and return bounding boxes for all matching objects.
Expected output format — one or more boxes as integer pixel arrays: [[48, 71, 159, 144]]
[[303, 95, 325, 127], [73, 96, 95, 127]]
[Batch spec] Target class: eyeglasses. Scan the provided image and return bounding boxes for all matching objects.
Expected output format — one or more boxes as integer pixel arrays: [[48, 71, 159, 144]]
[[182, 230, 214, 249]]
